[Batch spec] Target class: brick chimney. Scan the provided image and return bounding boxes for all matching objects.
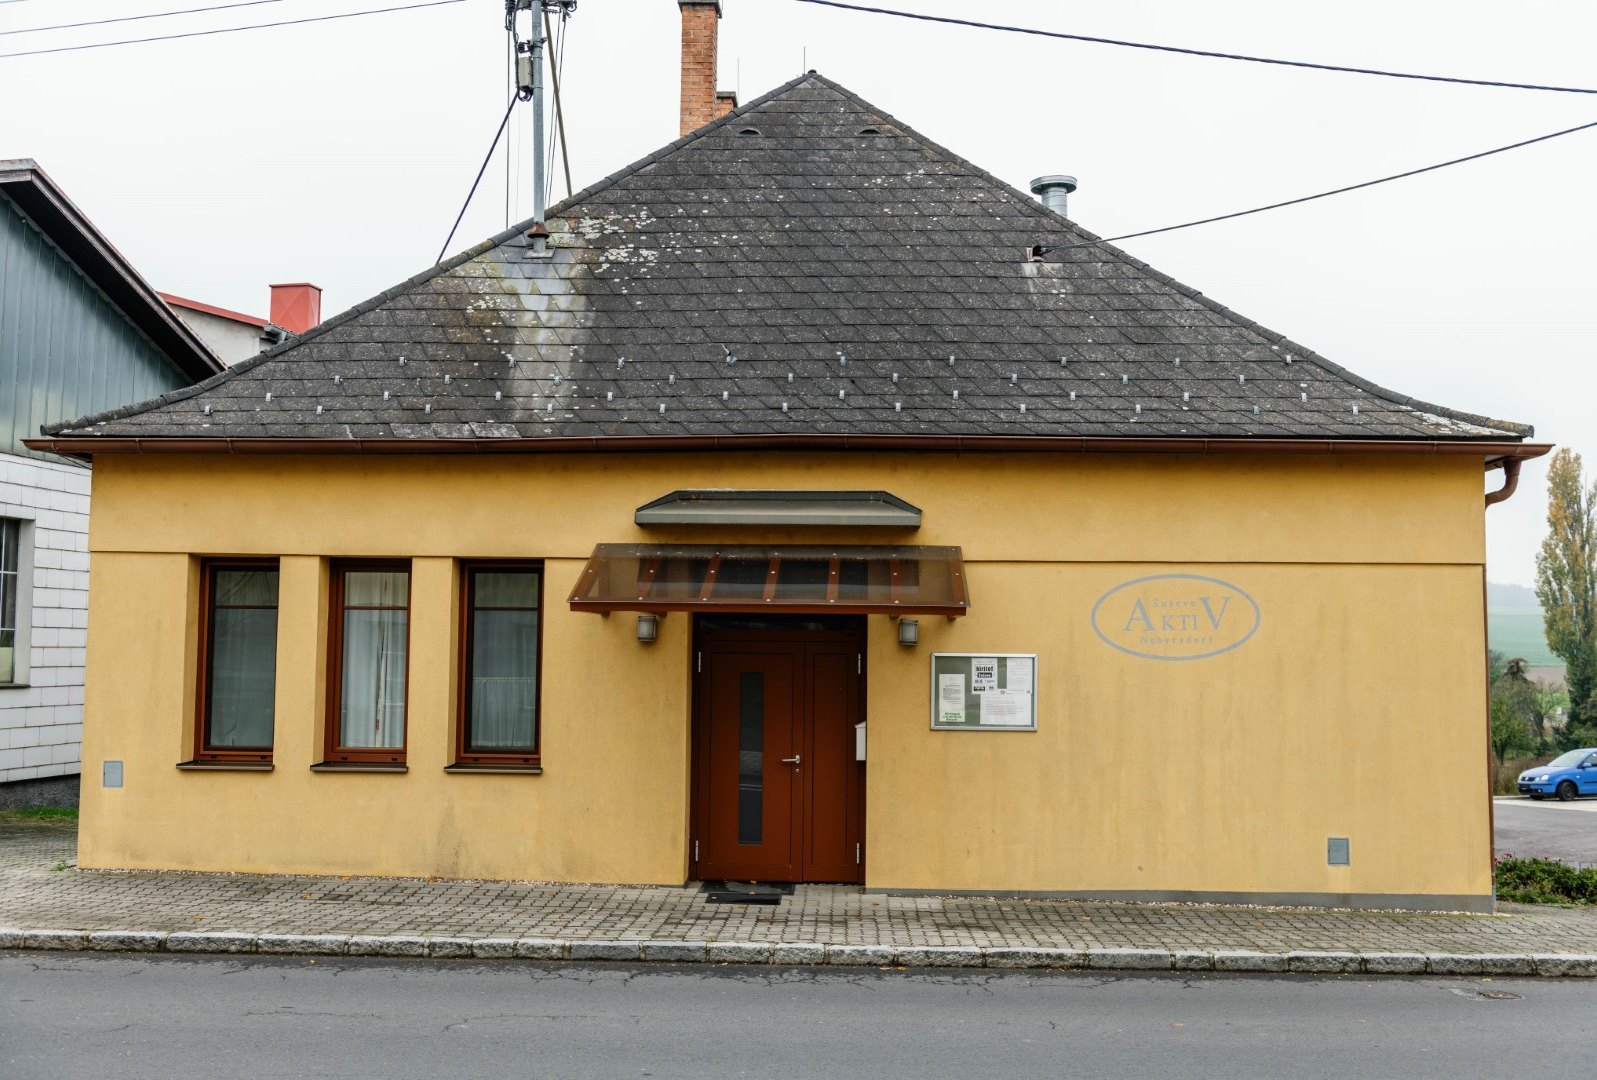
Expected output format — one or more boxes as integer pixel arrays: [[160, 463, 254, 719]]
[[269, 282, 322, 336], [679, 1, 725, 137]]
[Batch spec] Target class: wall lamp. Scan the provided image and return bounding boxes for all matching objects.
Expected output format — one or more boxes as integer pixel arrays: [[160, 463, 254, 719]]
[[636, 614, 659, 644], [897, 618, 919, 646]]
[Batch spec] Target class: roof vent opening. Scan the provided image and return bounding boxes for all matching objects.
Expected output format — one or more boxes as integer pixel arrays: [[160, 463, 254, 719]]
[[737, 127, 761, 136], [1029, 174, 1078, 218], [858, 126, 883, 136]]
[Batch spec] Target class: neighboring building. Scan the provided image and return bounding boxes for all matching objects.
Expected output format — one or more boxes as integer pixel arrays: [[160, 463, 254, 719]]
[[0, 159, 224, 805], [32, 19, 1548, 909], [159, 283, 323, 367]]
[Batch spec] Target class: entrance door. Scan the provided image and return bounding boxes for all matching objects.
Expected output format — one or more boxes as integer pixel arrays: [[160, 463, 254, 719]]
[[692, 616, 864, 884]]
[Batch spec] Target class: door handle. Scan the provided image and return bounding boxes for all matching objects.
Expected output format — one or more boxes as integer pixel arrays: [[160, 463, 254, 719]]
[[780, 755, 801, 766]]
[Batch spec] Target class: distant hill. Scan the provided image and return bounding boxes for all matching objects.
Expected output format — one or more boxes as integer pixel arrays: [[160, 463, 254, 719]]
[[1487, 582, 1560, 667], [1488, 582, 1541, 611]]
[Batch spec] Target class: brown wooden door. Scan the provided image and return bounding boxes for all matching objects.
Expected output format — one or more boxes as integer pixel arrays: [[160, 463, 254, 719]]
[[693, 617, 863, 884]]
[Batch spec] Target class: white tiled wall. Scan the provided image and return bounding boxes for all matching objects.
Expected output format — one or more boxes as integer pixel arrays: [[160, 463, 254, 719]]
[[0, 452, 89, 785]]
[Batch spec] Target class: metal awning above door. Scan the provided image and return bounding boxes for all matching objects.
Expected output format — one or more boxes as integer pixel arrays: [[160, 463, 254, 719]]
[[634, 490, 921, 528], [568, 544, 967, 616]]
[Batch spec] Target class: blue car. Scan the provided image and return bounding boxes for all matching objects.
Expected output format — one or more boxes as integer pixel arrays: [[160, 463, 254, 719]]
[[1517, 748, 1597, 801]]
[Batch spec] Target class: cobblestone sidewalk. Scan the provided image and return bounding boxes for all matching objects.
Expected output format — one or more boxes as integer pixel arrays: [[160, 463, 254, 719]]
[[5, 821, 1597, 975]]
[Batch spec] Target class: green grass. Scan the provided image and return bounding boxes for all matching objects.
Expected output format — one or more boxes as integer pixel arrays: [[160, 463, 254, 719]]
[[1487, 611, 1559, 666], [1496, 856, 1597, 904], [0, 807, 77, 824]]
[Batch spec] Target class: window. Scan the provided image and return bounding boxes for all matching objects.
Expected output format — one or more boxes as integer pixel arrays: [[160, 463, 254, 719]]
[[457, 564, 541, 767], [0, 520, 21, 685], [326, 562, 410, 764], [196, 561, 279, 761]]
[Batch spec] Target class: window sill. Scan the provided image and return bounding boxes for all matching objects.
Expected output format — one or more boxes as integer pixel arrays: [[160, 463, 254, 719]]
[[177, 760, 274, 772], [310, 762, 408, 774], [0, 683, 30, 691], [444, 763, 543, 775]]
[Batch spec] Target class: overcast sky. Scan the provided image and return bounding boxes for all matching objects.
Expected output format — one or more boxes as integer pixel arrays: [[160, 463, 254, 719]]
[[2, 0, 1592, 585]]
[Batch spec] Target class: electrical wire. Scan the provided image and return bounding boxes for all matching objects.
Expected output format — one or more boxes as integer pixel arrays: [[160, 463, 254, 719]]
[[505, 26, 515, 228], [545, 4, 573, 201], [437, 95, 519, 265], [1, 0, 290, 38], [791, 0, 1597, 96], [540, 13, 561, 210], [1066, 116, 1597, 249], [0, 0, 466, 59]]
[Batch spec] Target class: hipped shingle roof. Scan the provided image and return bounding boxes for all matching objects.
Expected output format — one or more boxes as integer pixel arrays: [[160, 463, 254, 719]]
[[44, 74, 1531, 444]]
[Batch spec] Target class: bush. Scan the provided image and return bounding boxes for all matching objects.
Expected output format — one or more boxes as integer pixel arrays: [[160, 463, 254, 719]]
[[1495, 754, 1545, 795], [1495, 856, 1597, 904], [1560, 722, 1597, 753], [0, 807, 77, 823]]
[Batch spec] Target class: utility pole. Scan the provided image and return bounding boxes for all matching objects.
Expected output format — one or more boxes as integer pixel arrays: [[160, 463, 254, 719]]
[[507, 1, 576, 226]]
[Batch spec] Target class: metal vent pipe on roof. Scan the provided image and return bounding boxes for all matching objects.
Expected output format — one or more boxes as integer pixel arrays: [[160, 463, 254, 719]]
[[1030, 174, 1078, 217]]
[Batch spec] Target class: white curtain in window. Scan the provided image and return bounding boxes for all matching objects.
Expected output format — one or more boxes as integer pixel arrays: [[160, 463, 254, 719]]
[[0, 519, 19, 685], [341, 607, 407, 748], [210, 607, 276, 746], [470, 609, 537, 749]]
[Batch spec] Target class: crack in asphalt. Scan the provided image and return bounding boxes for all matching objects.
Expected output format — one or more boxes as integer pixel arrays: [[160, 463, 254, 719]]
[[241, 1008, 386, 1020]]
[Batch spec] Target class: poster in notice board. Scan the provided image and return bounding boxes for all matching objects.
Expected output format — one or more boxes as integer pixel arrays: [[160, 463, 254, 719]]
[[930, 653, 1038, 731]]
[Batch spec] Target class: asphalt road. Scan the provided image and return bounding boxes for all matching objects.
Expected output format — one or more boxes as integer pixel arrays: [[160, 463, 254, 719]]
[[1495, 796, 1597, 864], [2, 953, 1592, 1080]]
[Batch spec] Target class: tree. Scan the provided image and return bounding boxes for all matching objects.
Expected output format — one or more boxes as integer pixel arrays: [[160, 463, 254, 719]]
[[1487, 648, 1509, 686], [1531, 685, 1569, 746], [1561, 722, 1597, 753], [1490, 698, 1533, 765], [1535, 448, 1597, 726], [1494, 657, 1540, 740]]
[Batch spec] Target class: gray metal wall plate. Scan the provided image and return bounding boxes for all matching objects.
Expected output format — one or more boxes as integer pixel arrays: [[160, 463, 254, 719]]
[[635, 490, 921, 527], [1328, 837, 1350, 865], [102, 760, 123, 788]]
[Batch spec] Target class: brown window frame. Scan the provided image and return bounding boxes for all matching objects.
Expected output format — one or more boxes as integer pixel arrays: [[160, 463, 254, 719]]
[[455, 561, 543, 768], [324, 559, 412, 765], [194, 558, 279, 764]]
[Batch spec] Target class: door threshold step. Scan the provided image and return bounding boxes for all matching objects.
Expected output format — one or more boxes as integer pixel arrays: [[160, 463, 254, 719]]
[[699, 880, 795, 905]]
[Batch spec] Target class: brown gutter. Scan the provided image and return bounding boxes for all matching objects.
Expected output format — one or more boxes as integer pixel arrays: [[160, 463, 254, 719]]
[[23, 434, 1554, 466], [1484, 458, 1523, 507]]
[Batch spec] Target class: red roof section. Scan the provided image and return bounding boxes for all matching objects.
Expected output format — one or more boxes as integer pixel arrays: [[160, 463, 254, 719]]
[[158, 292, 269, 329]]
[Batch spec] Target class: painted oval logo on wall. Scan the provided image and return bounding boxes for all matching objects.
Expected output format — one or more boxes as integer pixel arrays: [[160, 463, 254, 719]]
[[1091, 574, 1261, 661]]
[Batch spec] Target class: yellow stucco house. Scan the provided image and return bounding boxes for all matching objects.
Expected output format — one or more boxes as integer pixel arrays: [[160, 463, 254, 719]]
[[33, 74, 1545, 911]]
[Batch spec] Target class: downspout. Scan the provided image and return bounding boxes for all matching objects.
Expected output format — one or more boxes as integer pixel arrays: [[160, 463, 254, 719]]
[[1481, 453, 1522, 908], [1484, 459, 1522, 507]]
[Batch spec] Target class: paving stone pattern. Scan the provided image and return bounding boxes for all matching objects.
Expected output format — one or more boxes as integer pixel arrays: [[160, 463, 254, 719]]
[[4, 823, 1597, 972]]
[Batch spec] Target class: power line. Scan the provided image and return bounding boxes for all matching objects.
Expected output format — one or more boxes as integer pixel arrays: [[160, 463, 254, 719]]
[[1067, 116, 1597, 249], [0, 0, 466, 59], [540, 10, 564, 210], [437, 96, 519, 265], [544, 4, 573, 201], [1, 1, 290, 38], [504, 23, 513, 228], [792, 0, 1597, 96]]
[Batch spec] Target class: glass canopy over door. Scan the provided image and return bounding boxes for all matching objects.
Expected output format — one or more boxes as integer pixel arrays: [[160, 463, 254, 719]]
[[568, 544, 967, 616]]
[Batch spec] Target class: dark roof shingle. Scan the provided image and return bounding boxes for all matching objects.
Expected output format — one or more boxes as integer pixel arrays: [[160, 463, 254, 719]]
[[45, 75, 1530, 443]]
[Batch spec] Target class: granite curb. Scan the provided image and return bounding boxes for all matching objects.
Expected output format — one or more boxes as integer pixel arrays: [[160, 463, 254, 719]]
[[3, 928, 1596, 976]]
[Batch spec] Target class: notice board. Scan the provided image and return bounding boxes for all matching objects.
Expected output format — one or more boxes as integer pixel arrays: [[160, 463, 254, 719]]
[[930, 653, 1038, 731]]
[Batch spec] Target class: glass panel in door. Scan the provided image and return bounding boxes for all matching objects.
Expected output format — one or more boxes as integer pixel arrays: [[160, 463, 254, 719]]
[[698, 649, 798, 881]]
